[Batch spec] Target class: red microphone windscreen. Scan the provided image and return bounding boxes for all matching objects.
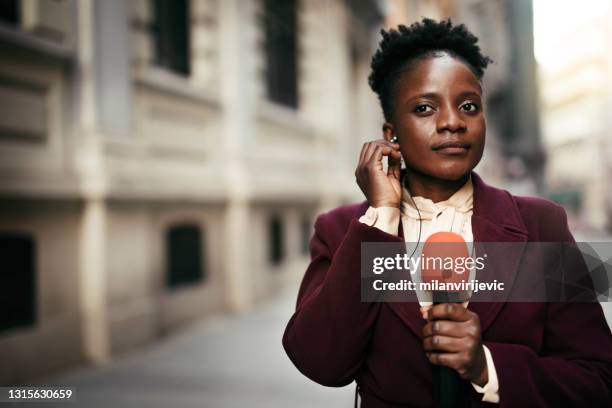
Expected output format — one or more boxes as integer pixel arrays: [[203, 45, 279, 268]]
[[420, 231, 470, 292]]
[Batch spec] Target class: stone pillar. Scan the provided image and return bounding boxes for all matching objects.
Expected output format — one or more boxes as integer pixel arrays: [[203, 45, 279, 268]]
[[223, 200, 251, 312], [78, 198, 109, 364], [75, 0, 110, 363], [219, 0, 255, 312]]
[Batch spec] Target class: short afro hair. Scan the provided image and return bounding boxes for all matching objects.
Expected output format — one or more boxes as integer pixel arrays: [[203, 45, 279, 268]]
[[368, 18, 492, 122]]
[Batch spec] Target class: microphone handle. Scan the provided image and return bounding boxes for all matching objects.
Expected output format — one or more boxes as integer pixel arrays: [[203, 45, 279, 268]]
[[432, 296, 464, 408], [433, 364, 462, 408]]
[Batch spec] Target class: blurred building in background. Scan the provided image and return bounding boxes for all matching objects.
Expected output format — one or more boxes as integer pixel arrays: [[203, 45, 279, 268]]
[[0, 0, 384, 383], [534, 0, 612, 235]]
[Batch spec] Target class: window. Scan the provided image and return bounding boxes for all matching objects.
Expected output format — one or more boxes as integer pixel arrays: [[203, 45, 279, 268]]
[[300, 217, 311, 255], [152, 0, 191, 76], [0, 0, 19, 26], [0, 233, 36, 332], [262, 0, 298, 108], [0, 76, 48, 140], [268, 215, 284, 265], [165, 224, 204, 288]]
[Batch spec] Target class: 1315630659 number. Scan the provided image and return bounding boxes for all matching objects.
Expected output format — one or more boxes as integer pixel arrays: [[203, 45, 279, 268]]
[[6, 388, 74, 401]]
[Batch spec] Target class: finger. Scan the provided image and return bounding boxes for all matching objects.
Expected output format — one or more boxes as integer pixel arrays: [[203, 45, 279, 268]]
[[362, 142, 378, 164], [366, 139, 398, 154], [359, 142, 371, 164], [356, 143, 368, 178], [426, 352, 462, 371], [369, 144, 399, 164], [377, 138, 400, 148], [370, 145, 388, 172], [423, 320, 472, 339], [386, 147, 402, 161], [423, 335, 467, 353], [366, 140, 399, 163], [422, 321, 434, 338], [387, 151, 402, 179], [357, 143, 376, 178], [366, 145, 393, 172], [427, 303, 472, 322]]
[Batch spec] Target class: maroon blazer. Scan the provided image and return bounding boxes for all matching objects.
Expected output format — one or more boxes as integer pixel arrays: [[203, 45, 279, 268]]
[[282, 172, 612, 407]]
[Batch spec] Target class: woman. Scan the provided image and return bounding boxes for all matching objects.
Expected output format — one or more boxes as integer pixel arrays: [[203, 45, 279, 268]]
[[282, 19, 612, 407]]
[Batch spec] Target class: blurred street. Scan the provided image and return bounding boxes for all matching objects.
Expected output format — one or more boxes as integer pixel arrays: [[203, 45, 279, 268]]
[[16, 285, 353, 408], [14, 282, 612, 408]]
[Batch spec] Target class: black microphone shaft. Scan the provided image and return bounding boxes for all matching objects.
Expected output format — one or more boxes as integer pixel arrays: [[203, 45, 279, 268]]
[[432, 293, 465, 408]]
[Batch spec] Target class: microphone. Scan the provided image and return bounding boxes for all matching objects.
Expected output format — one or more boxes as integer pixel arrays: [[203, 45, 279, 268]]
[[421, 231, 472, 408]]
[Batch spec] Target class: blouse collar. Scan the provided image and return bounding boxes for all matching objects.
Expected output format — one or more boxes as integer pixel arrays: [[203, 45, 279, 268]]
[[400, 174, 474, 220]]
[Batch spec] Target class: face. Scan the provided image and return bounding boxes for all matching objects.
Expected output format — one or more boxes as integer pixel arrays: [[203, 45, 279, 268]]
[[384, 53, 486, 181]]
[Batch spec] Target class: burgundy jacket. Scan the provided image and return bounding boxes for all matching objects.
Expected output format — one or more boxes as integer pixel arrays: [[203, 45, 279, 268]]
[[282, 172, 612, 407]]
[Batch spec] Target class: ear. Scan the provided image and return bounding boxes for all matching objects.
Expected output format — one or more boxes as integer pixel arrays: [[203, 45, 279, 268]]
[[382, 122, 395, 143]]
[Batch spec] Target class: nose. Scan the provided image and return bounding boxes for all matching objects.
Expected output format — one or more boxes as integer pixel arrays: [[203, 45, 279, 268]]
[[436, 105, 466, 133]]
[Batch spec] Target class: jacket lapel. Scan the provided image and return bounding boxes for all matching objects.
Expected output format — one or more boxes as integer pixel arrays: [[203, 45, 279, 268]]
[[384, 171, 529, 336], [467, 172, 528, 333]]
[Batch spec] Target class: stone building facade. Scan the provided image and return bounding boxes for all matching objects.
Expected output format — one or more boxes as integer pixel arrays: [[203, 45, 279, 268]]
[[0, 0, 384, 383]]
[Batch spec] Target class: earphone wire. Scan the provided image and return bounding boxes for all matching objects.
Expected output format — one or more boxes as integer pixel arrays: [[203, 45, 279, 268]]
[[392, 135, 423, 251], [379, 139, 424, 253], [401, 171, 422, 259]]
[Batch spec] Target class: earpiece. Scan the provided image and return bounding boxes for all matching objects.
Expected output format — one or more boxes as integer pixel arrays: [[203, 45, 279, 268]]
[[390, 135, 406, 170]]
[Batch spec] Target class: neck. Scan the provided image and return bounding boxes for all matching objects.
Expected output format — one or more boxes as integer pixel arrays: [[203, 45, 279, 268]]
[[403, 170, 470, 203]]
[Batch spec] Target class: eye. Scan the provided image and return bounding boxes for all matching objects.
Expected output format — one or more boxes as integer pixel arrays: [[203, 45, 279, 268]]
[[460, 102, 480, 113], [413, 104, 434, 114]]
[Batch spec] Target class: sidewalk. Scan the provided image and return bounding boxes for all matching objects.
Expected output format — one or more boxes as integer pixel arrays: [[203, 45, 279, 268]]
[[15, 287, 354, 408], [9, 280, 610, 408]]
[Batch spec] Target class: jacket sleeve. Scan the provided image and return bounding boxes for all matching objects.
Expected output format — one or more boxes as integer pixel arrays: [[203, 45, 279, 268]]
[[282, 212, 401, 386], [485, 205, 612, 407]]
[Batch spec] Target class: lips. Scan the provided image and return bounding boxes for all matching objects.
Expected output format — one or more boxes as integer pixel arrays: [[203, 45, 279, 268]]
[[432, 140, 471, 154]]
